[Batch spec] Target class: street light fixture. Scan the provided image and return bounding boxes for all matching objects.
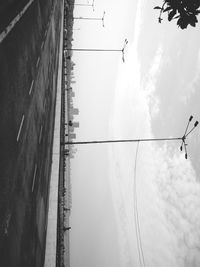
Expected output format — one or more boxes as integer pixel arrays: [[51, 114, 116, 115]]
[[65, 116, 199, 159], [64, 39, 128, 62], [73, 11, 106, 27], [74, 0, 95, 11], [180, 115, 199, 159]]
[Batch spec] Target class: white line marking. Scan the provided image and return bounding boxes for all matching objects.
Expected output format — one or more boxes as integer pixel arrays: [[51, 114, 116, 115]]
[[16, 115, 25, 142], [39, 125, 43, 144], [41, 40, 44, 50], [29, 80, 34, 95], [32, 164, 37, 192], [0, 0, 34, 43], [36, 57, 40, 68]]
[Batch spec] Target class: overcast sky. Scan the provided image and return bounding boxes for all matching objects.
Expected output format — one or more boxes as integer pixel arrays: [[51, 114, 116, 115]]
[[70, 1, 200, 267]]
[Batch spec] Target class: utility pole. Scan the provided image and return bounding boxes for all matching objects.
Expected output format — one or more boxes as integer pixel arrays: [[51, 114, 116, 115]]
[[64, 116, 199, 159], [65, 39, 128, 62]]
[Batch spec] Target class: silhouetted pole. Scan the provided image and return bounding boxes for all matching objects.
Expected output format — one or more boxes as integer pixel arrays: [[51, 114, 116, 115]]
[[65, 39, 128, 62], [74, 11, 105, 27], [64, 116, 199, 159]]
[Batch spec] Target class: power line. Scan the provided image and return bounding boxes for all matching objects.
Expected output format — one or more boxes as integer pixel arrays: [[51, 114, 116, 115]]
[[133, 142, 142, 267], [133, 142, 146, 267]]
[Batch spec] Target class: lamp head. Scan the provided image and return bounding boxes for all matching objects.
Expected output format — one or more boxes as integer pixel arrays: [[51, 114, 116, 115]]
[[189, 115, 193, 122]]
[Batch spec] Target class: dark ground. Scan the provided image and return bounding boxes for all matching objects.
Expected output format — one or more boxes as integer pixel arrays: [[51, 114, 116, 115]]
[[0, 0, 62, 266]]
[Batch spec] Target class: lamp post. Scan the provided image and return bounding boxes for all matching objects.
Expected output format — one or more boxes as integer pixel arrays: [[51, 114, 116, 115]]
[[65, 137, 182, 145], [64, 116, 199, 159], [65, 39, 128, 62], [73, 11, 106, 27], [74, 0, 95, 11]]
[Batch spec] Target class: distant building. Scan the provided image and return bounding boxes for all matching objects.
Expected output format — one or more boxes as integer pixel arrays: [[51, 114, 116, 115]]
[[68, 91, 75, 97], [69, 133, 76, 140], [71, 108, 79, 115], [72, 121, 79, 128], [69, 125, 75, 132]]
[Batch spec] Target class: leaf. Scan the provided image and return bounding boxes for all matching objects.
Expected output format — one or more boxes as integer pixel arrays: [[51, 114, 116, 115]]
[[177, 18, 188, 29], [168, 10, 176, 21], [163, 6, 172, 12], [189, 15, 197, 26], [190, 20, 196, 27], [154, 6, 162, 10]]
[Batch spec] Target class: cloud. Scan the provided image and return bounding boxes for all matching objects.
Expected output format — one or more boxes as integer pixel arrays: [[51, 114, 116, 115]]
[[109, 16, 200, 267], [110, 109, 200, 267], [143, 45, 163, 119], [181, 49, 200, 105]]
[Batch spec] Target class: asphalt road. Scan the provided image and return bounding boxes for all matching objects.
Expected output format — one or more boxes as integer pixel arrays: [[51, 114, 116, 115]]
[[0, 0, 62, 266]]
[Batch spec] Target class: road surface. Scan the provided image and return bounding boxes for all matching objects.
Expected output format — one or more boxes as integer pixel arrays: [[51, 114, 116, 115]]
[[0, 0, 62, 266]]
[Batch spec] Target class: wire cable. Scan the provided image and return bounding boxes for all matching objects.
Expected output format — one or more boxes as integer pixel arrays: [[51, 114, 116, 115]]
[[133, 142, 146, 267], [133, 142, 142, 266]]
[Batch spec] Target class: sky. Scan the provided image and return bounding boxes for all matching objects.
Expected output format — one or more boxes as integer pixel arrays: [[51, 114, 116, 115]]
[[70, 1, 200, 267]]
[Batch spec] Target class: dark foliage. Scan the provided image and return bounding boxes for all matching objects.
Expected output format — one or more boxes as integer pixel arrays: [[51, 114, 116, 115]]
[[154, 0, 200, 29]]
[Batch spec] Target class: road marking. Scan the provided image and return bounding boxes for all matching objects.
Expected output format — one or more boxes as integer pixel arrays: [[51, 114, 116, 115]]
[[36, 57, 40, 68], [4, 212, 11, 235], [16, 115, 25, 142], [39, 125, 43, 144], [0, 0, 34, 43], [41, 40, 44, 50], [32, 164, 37, 192], [44, 99, 46, 110], [29, 80, 34, 95]]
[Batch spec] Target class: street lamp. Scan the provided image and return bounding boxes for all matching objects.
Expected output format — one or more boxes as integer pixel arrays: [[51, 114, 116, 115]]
[[64, 116, 199, 159], [74, 0, 95, 11], [180, 115, 199, 159], [64, 39, 128, 62], [73, 11, 106, 27]]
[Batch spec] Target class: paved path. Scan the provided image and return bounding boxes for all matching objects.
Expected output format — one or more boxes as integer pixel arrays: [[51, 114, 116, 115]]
[[0, 0, 62, 266], [44, 0, 64, 266]]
